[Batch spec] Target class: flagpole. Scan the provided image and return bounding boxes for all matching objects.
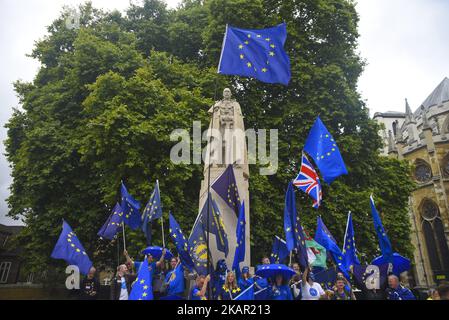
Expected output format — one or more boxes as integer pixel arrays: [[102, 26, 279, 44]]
[[157, 179, 166, 248], [122, 224, 127, 252]]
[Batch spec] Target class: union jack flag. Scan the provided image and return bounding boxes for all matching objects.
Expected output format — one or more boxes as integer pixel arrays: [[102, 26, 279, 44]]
[[293, 153, 322, 208]]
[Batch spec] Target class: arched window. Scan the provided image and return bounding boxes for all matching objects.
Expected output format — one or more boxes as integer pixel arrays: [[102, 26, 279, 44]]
[[420, 199, 449, 275], [414, 159, 432, 183]]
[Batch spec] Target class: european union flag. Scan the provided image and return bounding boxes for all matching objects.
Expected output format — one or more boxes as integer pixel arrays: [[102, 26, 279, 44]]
[[270, 236, 289, 264], [304, 117, 348, 184], [142, 181, 163, 244], [283, 181, 308, 268], [314, 267, 337, 290], [120, 182, 141, 230], [370, 195, 393, 262], [98, 203, 123, 240], [218, 23, 291, 85], [199, 193, 229, 257], [169, 212, 195, 271], [342, 212, 360, 271], [188, 216, 212, 276], [129, 258, 153, 300], [212, 165, 240, 215], [51, 220, 92, 275], [314, 216, 348, 278], [232, 201, 246, 271]]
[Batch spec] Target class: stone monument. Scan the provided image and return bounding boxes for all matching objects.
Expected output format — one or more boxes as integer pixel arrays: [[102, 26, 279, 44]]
[[199, 88, 250, 270]]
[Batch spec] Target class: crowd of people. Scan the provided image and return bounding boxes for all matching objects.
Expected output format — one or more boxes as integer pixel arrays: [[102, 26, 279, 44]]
[[79, 250, 449, 301]]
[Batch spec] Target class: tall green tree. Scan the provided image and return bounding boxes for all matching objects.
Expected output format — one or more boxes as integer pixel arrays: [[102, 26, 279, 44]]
[[5, 0, 414, 276]]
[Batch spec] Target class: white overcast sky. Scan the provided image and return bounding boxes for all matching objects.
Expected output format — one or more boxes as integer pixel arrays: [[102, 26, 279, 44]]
[[0, 0, 448, 225]]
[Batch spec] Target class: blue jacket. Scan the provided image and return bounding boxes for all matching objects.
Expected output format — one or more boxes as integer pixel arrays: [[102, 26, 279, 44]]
[[386, 286, 416, 300]]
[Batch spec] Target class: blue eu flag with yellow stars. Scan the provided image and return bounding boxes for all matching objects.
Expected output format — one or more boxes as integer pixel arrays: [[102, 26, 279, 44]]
[[189, 216, 212, 276], [98, 203, 123, 240], [342, 212, 360, 271], [314, 216, 349, 279], [169, 212, 195, 271], [212, 165, 241, 215], [218, 23, 291, 85], [129, 258, 154, 300], [232, 201, 246, 271], [199, 193, 229, 257], [304, 117, 348, 184], [370, 195, 393, 263], [51, 220, 92, 275], [142, 181, 163, 244], [120, 182, 141, 230], [283, 181, 308, 268], [270, 235, 289, 264]]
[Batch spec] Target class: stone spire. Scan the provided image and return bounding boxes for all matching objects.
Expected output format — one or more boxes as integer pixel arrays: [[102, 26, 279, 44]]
[[405, 98, 416, 124], [387, 130, 397, 156], [421, 105, 431, 130]]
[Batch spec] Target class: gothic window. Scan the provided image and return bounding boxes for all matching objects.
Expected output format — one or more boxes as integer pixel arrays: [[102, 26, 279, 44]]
[[422, 200, 439, 220], [420, 199, 449, 275], [414, 160, 432, 183]]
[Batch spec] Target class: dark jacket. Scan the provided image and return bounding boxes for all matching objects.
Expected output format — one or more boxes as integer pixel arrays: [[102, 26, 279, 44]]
[[80, 277, 100, 300], [110, 274, 137, 300]]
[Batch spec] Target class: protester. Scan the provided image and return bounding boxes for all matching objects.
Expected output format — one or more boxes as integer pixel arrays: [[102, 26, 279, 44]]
[[385, 274, 416, 300], [289, 263, 302, 300], [253, 257, 271, 300], [331, 276, 356, 300], [162, 256, 185, 299], [80, 266, 100, 300], [213, 259, 229, 299], [437, 282, 449, 300], [261, 256, 271, 265], [238, 266, 254, 290], [301, 267, 327, 300], [124, 248, 165, 297], [219, 271, 241, 300], [110, 264, 136, 300], [268, 274, 293, 300], [190, 274, 210, 300]]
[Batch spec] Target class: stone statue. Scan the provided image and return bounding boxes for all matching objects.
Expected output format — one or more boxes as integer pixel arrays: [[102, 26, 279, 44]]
[[206, 88, 246, 167]]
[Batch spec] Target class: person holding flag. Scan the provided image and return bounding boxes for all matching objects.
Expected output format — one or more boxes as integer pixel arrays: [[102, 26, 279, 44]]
[[268, 274, 293, 300], [301, 267, 327, 300], [190, 274, 211, 300], [162, 256, 185, 300], [129, 258, 153, 300]]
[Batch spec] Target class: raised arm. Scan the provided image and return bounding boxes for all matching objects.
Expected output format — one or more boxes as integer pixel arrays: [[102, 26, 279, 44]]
[[199, 275, 211, 298], [156, 248, 166, 268]]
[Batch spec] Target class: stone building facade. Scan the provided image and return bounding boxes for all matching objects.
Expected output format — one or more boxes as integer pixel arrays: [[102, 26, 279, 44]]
[[374, 77, 449, 287]]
